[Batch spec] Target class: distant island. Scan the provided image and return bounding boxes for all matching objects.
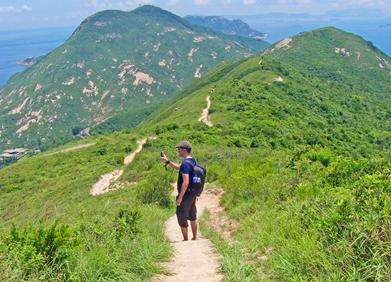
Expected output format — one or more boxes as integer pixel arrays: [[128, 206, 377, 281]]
[[379, 23, 391, 28], [16, 56, 36, 67], [185, 15, 268, 40]]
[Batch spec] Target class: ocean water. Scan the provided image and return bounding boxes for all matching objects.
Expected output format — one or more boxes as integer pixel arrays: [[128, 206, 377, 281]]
[[240, 17, 391, 55], [0, 21, 389, 86], [0, 26, 74, 85]]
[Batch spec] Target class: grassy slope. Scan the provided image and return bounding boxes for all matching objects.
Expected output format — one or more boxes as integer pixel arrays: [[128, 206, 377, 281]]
[[0, 27, 390, 280], [0, 5, 268, 152]]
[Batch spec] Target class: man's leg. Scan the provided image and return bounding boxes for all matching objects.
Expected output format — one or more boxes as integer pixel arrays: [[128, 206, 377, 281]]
[[176, 197, 190, 241], [180, 226, 189, 241], [189, 196, 198, 240], [190, 220, 197, 240]]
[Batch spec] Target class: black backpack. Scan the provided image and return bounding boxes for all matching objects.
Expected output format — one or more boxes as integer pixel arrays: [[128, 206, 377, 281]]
[[187, 161, 206, 196]]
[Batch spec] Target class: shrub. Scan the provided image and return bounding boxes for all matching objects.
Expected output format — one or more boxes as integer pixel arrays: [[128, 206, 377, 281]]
[[95, 146, 108, 156], [137, 174, 172, 208], [1, 222, 78, 279], [306, 148, 333, 167], [113, 209, 140, 240]]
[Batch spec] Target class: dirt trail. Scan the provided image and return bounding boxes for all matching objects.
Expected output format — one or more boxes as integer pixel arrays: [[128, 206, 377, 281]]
[[199, 95, 213, 127], [124, 138, 148, 165], [44, 143, 96, 156], [154, 188, 223, 282], [90, 169, 123, 196], [90, 136, 155, 196]]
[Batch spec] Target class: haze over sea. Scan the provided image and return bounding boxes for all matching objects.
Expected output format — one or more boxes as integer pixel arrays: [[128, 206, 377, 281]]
[[0, 19, 390, 86]]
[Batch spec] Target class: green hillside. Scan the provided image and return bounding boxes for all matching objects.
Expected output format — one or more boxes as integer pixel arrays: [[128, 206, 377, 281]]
[[0, 27, 390, 280], [0, 5, 268, 153], [185, 15, 267, 39]]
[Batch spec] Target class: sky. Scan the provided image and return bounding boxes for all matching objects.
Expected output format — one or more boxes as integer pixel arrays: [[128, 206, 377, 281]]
[[0, 0, 390, 30]]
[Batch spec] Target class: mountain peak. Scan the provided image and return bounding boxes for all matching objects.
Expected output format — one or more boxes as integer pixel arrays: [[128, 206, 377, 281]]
[[133, 5, 166, 14]]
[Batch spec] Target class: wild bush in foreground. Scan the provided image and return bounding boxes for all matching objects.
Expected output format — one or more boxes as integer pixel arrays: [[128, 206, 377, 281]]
[[0, 222, 78, 280], [137, 173, 173, 208]]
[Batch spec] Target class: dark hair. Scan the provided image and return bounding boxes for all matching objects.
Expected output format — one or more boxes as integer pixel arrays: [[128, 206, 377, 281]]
[[180, 147, 191, 153]]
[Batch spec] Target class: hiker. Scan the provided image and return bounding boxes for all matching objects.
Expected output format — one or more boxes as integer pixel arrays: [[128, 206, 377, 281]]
[[160, 141, 198, 241]]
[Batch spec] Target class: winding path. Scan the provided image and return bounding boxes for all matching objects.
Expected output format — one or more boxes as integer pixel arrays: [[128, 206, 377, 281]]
[[153, 188, 223, 282], [90, 136, 155, 196], [199, 95, 213, 127], [124, 138, 148, 165]]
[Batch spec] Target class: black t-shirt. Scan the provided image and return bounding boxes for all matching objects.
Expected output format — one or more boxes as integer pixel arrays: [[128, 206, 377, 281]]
[[177, 157, 196, 197]]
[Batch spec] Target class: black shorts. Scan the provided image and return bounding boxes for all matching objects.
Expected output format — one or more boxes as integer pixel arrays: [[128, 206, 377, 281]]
[[176, 195, 197, 227]]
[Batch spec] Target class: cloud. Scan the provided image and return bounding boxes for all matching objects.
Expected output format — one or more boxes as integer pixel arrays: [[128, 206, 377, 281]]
[[0, 5, 32, 13], [243, 0, 256, 5], [194, 0, 210, 5], [167, 0, 180, 5], [85, 0, 152, 9]]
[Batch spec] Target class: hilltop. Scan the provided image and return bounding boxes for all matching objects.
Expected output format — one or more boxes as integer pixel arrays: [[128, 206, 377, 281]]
[[0, 5, 268, 153], [0, 27, 390, 280], [185, 15, 267, 39]]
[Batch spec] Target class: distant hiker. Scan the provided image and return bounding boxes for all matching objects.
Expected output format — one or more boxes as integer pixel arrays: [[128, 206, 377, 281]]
[[160, 140, 205, 241]]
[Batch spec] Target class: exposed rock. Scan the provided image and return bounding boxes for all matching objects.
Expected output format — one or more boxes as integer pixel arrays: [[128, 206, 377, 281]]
[[153, 42, 161, 51], [275, 38, 292, 50], [335, 47, 350, 57], [264, 37, 292, 54], [188, 48, 198, 62], [10, 97, 30, 115], [133, 72, 154, 86], [194, 65, 203, 78], [34, 83, 42, 92], [62, 77, 75, 86], [164, 27, 176, 32], [86, 69, 93, 77], [76, 61, 85, 69], [16, 110, 42, 134], [17, 57, 36, 67], [82, 81, 99, 96], [193, 36, 206, 43], [94, 21, 107, 27]]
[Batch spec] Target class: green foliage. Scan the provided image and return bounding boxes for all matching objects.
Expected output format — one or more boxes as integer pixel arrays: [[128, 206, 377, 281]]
[[214, 153, 390, 281], [137, 173, 173, 208], [1, 222, 78, 280], [114, 209, 140, 240]]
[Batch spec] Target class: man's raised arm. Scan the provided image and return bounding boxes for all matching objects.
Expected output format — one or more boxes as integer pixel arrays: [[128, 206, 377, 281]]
[[160, 153, 180, 170]]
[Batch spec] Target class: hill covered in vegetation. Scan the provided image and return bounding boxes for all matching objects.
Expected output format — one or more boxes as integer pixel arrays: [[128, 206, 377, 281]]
[[185, 15, 267, 39], [0, 5, 268, 153], [0, 27, 389, 280]]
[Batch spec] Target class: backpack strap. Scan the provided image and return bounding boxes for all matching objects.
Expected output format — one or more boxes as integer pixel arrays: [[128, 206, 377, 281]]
[[183, 158, 196, 171]]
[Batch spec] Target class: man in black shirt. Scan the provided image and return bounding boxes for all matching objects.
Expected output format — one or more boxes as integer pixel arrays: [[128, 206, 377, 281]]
[[161, 140, 198, 241]]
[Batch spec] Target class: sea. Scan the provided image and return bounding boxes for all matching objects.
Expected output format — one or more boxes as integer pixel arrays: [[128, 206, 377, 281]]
[[0, 21, 390, 86], [0, 26, 74, 85]]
